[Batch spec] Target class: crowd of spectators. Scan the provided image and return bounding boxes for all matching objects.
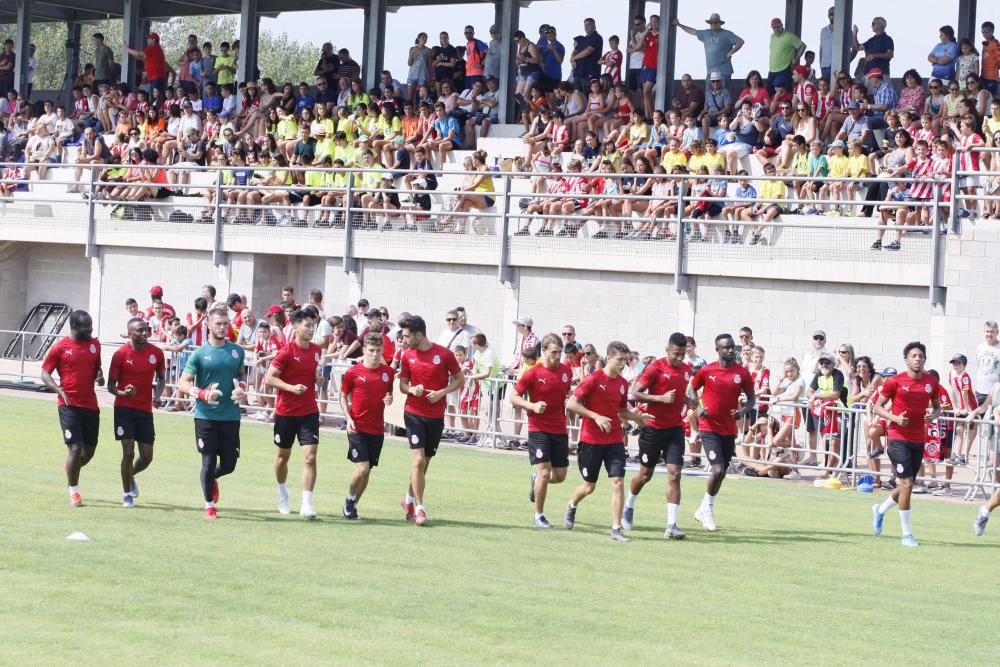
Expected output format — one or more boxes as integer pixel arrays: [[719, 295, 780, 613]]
[[1, 11, 1000, 243], [120, 283, 1000, 494]]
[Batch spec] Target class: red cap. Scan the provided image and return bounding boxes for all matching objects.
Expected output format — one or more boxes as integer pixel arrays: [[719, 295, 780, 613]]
[[792, 65, 809, 77], [866, 68, 883, 78], [146, 32, 160, 41], [149, 285, 163, 297], [770, 18, 782, 28], [266, 305, 282, 316]]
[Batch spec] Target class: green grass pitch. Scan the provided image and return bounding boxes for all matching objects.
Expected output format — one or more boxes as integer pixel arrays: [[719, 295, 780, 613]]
[[2, 394, 998, 664]]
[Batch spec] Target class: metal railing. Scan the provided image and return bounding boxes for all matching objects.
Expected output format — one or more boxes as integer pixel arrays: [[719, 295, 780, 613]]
[[0, 161, 943, 293]]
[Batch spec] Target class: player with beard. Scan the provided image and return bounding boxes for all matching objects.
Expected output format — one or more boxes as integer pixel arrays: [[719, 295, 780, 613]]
[[40, 310, 105, 507], [687, 334, 755, 532]]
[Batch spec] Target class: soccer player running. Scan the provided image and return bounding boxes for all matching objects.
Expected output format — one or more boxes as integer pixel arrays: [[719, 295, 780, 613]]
[[687, 334, 755, 532], [40, 310, 105, 507], [623, 332, 695, 539], [871, 341, 941, 547], [511, 333, 573, 528], [339, 332, 395, 520], [178, 307, 248, 520], [564, 341, 651, 542], [107, 317, 165, 508], [264, 308, 324, 518], [397, 315, 464, 526]]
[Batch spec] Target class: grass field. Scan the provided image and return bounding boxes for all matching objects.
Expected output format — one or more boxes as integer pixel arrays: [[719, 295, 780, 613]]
[[2, 394, 998, 665]]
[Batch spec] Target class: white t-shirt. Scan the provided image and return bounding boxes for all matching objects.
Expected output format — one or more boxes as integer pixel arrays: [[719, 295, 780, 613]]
[[436, 326, 470, 352], [629, 30, 646, 69], [801, 346, 829, 377], [772, 376, 806, 417], [975, 341, 1000, 394], [312, 318, 333, 347]]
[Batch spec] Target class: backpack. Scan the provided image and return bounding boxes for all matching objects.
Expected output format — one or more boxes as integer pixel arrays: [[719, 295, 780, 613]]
[[424, 172, 438, 191], [168, 210, 194, 223]]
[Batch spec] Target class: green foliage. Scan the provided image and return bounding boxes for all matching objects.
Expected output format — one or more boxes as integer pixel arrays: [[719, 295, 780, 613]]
[[2, 392, 999, 663], [1, 15, 318, 93]]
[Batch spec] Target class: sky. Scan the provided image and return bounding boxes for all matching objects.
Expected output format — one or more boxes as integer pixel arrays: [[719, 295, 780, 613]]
[[260, 0, 989, 83]]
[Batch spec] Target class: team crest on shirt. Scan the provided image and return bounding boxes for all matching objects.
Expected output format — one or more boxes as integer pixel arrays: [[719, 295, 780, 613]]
[[89, 344, 97, 354], [433, 355, 441, 365], [231, 349, 239, 359], [381, 373, 389, 383], [315, 353, 321, 363], [148, 354, 157, 365], [733, 375, 741, 384], [561, 373, 568, 383], [116, 426, 124, 436], [274, 435, 281, 444], [684, 372, 690, 381], [924, 384, 932, 393], [619, 385, 626, 395]]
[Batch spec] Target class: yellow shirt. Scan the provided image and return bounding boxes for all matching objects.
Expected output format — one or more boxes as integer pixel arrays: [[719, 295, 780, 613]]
[[759, 180, 787, 203], [314, 137, 335, 162], [326, 171, 347, 188], [378, 116, 402, 139], [276, 118, 298, 140], [474, 170, 495, 194], [628, 122, 650, 145], [703, 152, 725, 172], [336, 117, 356, 142], [688, 153, 713, 173], [333, 144, 353, 167], [661, 150, 688, 172], [827, 154, 848, 178], [311, 118, 335, 138], [304, 169, 326, 191], [846, 154, 868, 178]]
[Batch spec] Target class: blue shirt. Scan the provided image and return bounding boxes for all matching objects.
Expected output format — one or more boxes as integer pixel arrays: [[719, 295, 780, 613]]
[[183, 341, 245, 421], [862, 33, 894, 76], [697, 29, 741, 77], [296, 94, 314, 113], [203, 94, 222, 113], [575, 32, 603, 80], [538, 39, 565, 80], [433, 115, 462, 147], [931, 42, 959, 81], [871, 81, 897, 118], [732, 184, 756, 205]]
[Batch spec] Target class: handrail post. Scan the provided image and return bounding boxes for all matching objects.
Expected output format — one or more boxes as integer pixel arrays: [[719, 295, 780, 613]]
[[673, 176, 689, 293], [343, 172, 359, 273], [929, 182, 945, 306], [212, 175, 226, 266], [84, 167, 98, 258], [497, 175, 513, 284]]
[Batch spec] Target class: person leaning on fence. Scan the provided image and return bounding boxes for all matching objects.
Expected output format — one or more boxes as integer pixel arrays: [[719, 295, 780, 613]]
[[740, 162, 785, 245]]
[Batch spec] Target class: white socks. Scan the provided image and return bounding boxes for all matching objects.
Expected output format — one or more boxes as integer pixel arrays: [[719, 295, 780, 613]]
[[899, 509, 912, 535], [347, 494, 357, 502], [302, 490, 313, 505], [416, 504, 425, 513], [702, 493, 716, 510], [667, 503, 679, 526], [68, 485, 80, 496], [278, 482, 288, 499], [205, 501, 215, 509], [981, 505, 992, 518], [405, 494, 415, 505], [625, 491, 638, 510], [878, 497, 897, 514]]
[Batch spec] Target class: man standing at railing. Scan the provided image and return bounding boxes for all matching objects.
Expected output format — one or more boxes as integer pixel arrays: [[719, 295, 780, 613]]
[[107, 318, 165, 509], [871, 342, 941, 548], [397, 315, 464, 527], [40, 310, 105, 508], [511, 333, 573, 529], [687, 333, 755, 532], [340, 333, 394, 521], [623, 332, 695, 539], [178, 307, 248, 520], [264, 308, 323, 519]]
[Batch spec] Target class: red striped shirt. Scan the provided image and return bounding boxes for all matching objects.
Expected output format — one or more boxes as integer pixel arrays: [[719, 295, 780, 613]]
[[906, 157, 937, 199]]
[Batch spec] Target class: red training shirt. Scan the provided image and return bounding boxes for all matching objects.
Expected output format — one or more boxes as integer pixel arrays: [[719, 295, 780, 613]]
[[642, 30, 659, 69], [42, 337, 102, 411], [400, 343, 461, 419], [572, 369, 628, 445], [108, 343, 165, 412], [270, 342, 322, 416], [144, 44, 167, 80], [342, 362, 395, 435], [880, 372, 940, 444], [636, 358, 693, 429], [690, 361, 754, 436], [514, 362, 573, 434]]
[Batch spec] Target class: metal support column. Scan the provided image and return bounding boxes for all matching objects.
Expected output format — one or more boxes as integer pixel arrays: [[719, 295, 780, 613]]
[[14, 0, 32, 96], [212, 177, 226, 266], [653, 0, 677, 113], [829, 0, 854, 78], [343, 173, 360, 273], [673, 184, 689, 292], [929, 183, 946, 306], [957, 0, 978, 41], [238, 0, 260, 85], [497, 175, 514, 283], [496, 0, 519, 124], [362, 0, 386, 91], [784, 0, 803, 41], [121, 0, 142, 87], [85, 168, 98, 259], [64, 23, 81, 105]]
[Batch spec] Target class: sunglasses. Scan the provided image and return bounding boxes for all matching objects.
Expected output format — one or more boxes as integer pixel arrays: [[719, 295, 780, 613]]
[[819, 360, 833, 366], [445, 317, 457, 322], [797, 107, 807, 111], [813, 335, 825, 341], [839, 350, 849, 355], [562, 332, 574, 336]]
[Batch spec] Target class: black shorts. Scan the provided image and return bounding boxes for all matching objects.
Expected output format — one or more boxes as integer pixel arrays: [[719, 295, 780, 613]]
[[626, 68, 641, 92], [113, 406, 155, 444], [58, 405, 100, 447], [577, 441, 627, 483], [348, 432, 384, 466], [887, 439, 924, 479], [527, 431, 569, 468], [404, 412, 444, 457], [273, 412, 320, 448], [702, 431, 737, 469], [194, 419, 241, 458], [637, 425, 686, 467], [805, 409, 819, 433], [939, 431, 953, 458]]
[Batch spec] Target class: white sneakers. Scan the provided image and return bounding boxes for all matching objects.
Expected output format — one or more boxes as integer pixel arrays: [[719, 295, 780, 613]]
[[694, 507, 717, 532]]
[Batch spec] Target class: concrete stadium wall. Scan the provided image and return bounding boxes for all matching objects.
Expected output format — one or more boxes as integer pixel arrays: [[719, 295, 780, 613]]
[[0, 242, 28, 333]]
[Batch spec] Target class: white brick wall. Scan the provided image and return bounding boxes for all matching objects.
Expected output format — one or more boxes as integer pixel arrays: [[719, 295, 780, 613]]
[[25, 244, 91, 334], [0, 242, 28, 332]]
